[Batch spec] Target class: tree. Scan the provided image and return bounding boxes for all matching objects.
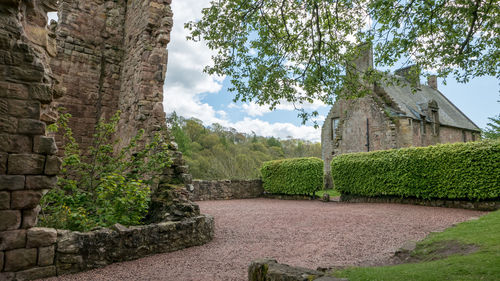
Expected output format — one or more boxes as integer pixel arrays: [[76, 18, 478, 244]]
[[483, 114, 500, 139], [186, 0, 499, 122]]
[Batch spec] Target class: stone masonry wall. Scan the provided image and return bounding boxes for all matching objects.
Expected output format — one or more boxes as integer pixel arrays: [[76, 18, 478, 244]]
[[340, 194, 500, 211], [50, 0, 126, 151], [321, 96, 396, 189], [117, 0, 172, 148], [55, 215, 214, 276], [1, 0, 211, 280], [50, 0, 173, 153], [0, 0, 61, 279], [189, 180, 264, 201]]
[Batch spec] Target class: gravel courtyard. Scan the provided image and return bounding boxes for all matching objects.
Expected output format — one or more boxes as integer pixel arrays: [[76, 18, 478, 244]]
[[45, 199, 485, 281]]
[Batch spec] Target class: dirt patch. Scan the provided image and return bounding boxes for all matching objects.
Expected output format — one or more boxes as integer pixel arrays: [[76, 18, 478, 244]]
[[391, 240, 480, 264]]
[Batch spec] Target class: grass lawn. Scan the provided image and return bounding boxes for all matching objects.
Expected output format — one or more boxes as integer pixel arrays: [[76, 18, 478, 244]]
[[333, 209, 500, 281], [315, 189, 341, 198]]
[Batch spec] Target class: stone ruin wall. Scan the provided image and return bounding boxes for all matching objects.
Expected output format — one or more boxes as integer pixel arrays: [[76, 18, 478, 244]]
[[118, 0, 172, 147], [0, 0, 210, 280], [50, 0, 124, 149], [1, 0, 61, 279], [51, 0, 173, 151]]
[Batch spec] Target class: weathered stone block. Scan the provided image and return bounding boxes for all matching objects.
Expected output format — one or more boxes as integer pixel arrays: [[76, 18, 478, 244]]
[[29, 84, 53, 103], [0, 210, 21, 231], [11, 190, 43, 209], [15, 266, 57, 281], [58, 253, 83, 264], [0, 191, 10, 209], [0, 134, 32, 153], [0, 272, 15, 281], [27, 227, 57, 248], [8, 66, 44, 82], [0, 251, 3, 274], [33, 136, 58, 155], [56, 230, 79, 254], [0, 175, 25, 190], [0, 81, 28, 100], [0, 230, 26, 250], [44, 156, 62, 175], [4, 248, 37, 272], [7, 154, 45, 174], [38, 245, 55, 266], [0, 115, 17, 133], [6, 99, 40, 119], [0, 152, 7, 174], [17, 119, 46, 135], [26, 175, 57, 189], [22, 206, 41, 229]]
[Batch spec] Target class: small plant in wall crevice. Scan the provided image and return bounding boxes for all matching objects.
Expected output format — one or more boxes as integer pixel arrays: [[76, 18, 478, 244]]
[[39, 110, 172, 231]]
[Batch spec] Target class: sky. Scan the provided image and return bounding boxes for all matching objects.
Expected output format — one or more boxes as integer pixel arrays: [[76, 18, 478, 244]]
[[49, 2, 499, 143]]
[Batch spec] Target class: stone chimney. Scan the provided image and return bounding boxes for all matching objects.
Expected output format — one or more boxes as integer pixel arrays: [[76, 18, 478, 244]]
[[427, 75, 437, 90], [349, 42, 373, 74], [395, 65, 420, 87]]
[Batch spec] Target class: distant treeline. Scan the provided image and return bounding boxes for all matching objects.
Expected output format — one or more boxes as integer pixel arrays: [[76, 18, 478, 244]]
[[167, 113, 321, 180]]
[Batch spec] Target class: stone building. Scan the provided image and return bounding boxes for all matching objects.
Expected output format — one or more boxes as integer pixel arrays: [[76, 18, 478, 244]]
[[321, 47, 481, 189], [0, 1, 213, 280]]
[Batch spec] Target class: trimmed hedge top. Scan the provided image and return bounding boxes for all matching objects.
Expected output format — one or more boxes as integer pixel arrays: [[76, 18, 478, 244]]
[[261, 157, 323, 195], [331, 140, 500, 200]]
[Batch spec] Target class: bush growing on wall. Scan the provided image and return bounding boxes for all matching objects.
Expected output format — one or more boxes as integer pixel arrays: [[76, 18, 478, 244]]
[[39, 111, 172, 231], [331, 140, 500, 200], [260, 157, 323, 195]]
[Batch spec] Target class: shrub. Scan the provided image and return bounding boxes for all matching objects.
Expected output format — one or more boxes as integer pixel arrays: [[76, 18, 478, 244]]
[[331, 140, 500, 200], [260, 157, 323, 195], [39, 111, 171, 231]]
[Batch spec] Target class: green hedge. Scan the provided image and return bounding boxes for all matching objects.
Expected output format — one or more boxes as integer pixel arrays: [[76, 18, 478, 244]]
[[261, 157, 323, 195], [331, 140, 500, 200]]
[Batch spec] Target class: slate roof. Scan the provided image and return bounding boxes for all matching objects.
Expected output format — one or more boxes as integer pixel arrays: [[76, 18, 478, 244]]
[[380, 77, 480, 132]]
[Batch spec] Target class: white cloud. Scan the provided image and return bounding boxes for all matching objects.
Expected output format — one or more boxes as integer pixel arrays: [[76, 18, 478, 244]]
[[163, 0, 322, 142], [239, 99, 327, 117], [163, 0, 223, 118], [241, 103, 271, 117], [232, 118, 321, 142]]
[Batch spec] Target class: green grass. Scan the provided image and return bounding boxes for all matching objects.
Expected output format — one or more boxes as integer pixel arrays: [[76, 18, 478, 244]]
[[315, 189, 341, 198], [333, 210, 500, 281]]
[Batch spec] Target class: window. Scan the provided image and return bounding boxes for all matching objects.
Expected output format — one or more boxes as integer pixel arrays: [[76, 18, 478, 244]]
[[472, 133, 476, 141], [462, 131, 467, 142], [331, 118, 339, 140], [431, 110, 439, 135]]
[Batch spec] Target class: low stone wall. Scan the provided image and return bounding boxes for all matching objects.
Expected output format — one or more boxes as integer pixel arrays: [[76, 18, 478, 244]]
[[340, 194, 500, 211], [248, 259, 347, 281], [189, 180, 263, 201], [0, 215, 214, 280]]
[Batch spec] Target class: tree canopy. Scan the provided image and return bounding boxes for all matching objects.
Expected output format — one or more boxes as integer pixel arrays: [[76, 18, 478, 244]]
[[186, 0, 499, 121], [483, 114, 500, 139], [167, 113, 321, 180]]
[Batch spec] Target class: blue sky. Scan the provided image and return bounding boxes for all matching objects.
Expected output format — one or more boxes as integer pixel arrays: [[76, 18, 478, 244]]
[[50, 2, 500, 143], [163, 1, 499, 142]]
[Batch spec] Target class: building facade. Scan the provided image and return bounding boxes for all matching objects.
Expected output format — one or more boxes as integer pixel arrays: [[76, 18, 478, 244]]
[[321, 50, 481, 189]]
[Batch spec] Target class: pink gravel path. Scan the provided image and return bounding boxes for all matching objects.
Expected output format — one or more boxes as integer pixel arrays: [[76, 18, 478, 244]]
[[44, 199, 485, 281]]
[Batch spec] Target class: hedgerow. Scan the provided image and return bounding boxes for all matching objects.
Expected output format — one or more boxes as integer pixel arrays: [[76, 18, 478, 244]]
[[331, 140, 500, 200], [260, 157, 323, 195]]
